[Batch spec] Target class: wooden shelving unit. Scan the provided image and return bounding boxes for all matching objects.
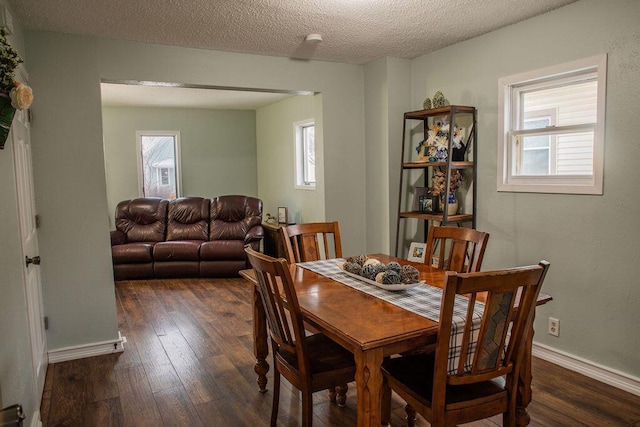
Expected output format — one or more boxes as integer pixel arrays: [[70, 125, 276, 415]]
[[394, 105, 478, 257]]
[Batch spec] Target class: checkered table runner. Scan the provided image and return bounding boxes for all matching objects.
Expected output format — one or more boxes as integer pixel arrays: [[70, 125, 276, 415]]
[[297, 258, 485, 374]]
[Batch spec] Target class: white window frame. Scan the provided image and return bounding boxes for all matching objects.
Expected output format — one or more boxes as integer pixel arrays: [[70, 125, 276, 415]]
[[136, 130, 182, 198], [497, 54, 607, 195], [293, 119, 316, 190], [519, 108, 557, 175]]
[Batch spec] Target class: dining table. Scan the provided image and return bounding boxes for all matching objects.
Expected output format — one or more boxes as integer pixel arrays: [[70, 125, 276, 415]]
[[239, 253, 551, 427]]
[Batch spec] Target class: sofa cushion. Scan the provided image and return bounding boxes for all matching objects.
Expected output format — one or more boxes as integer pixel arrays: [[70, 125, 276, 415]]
[[154, 240, 204, 261], [115, 198, 168, 242], [210, 195, 263, 241], [113, 263, 154, 281], [112, 243, 155, 264], [200, 260, 247, 277], [166, 197, 210, 241], [154, 262, 200, 278], [200, 240, 245, 261]]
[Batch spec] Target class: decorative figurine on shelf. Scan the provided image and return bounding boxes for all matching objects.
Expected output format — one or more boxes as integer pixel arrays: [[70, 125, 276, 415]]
[[428, 119, 449, 161], [432, 91, 448, 108], [422, 97, 432, 110]]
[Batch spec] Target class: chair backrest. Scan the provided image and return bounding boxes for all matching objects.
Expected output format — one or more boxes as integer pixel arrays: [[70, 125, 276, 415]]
[[279, 222, 343, 263], [425, 225, 489, 273], [244, 246, 311, 376], [433, 261, 549, 399]]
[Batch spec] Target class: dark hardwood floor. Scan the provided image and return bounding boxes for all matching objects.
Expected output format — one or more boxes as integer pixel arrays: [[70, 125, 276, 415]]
[[40, 277, 640, 426]]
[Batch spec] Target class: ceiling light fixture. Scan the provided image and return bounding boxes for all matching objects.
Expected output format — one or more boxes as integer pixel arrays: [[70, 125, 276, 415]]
[[305, 34, 323, 43]]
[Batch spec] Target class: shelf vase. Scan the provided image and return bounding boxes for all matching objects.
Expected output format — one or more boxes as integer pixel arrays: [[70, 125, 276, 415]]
[[447, 193, 458, 216]]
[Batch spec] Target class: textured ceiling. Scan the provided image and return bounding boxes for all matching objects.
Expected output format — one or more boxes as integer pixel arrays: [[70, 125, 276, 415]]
[[13, 0, 577, 109], [10, 0, 577, 65]]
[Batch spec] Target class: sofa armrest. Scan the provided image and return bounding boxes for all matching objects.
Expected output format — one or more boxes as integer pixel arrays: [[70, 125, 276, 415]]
[[110, 230, 127, 246], [244, 224, 264, 244]]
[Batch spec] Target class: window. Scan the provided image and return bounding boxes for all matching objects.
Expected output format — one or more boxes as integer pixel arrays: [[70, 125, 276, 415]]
[[498, 54, 606, 194], [294, 120, 316, 189], [136, 131, 181, 199]]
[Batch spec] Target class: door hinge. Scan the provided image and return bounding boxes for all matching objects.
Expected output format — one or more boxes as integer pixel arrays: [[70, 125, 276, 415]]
[[27, 109, 33, 123], [35, 214, 41, 229], [44, 316, 49, 330]]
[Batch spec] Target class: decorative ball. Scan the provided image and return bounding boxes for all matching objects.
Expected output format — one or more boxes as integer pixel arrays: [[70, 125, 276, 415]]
[[361, 264, 379, 280], [345, 256, 358, 264], [433, 91, 446, 108], [423, 98, 432, 110], [386, 262, 402, 275], [363, 258, 381, 267], [400, 265, 420, 284], [382, 270, 401, 285], [345, 262, 362, 275], [375, 272, 385, 283]]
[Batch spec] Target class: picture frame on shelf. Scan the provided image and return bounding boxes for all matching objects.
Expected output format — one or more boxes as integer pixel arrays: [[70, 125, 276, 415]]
[[411, 187, 430, 212], [407, 242, 427, 263], [277, 207, 288, 224], [419, 194, 439, 214]]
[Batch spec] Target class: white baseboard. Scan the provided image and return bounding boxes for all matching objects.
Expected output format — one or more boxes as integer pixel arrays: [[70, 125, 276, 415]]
[[48, 331, 126, 364], [533, 341, 640, 396], [30, 410, 42, 427]]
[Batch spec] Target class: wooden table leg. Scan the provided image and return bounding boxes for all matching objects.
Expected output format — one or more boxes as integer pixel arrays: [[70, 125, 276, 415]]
[[253, 285, 269, 393], [516, 317, 535, 426], [354, 347, 384, 427]]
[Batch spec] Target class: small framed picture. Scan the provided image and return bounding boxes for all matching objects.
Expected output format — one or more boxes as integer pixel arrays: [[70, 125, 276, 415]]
[[419, 194, 439, 214], [277, 207, 288, 224], [411, 187, 430, 212], [407, 242, 427, 263]]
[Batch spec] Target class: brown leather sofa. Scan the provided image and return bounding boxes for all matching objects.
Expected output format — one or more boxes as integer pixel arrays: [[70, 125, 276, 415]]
[[110, 195, 263, 280]]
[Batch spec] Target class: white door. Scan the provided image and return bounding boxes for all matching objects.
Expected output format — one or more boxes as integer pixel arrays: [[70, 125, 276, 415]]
[[12, 66, 47, 401]]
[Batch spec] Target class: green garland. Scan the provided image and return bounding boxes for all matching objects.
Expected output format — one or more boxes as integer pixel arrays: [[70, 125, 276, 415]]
[[0, 28, 23, 94]]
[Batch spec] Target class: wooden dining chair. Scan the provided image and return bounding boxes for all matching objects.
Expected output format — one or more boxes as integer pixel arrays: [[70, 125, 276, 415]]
[[280, 221, 342, 263], [244, 246, 356, 426], [425, 225, 490, 273], [381, 261, 550, 427]]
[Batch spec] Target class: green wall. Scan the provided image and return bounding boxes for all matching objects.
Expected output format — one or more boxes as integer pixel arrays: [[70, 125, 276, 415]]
[[24, 31, 365, 356], [363, 57, 412, 254], [409, 0, 640, 376], [102, 106, 257, 226], [256, 94, 325, 225]]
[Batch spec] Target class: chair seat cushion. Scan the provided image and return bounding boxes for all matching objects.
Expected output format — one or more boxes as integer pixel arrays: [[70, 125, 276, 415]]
[[382, 353, 507, 410], [153, 240, 204, 261], [278, 333, 355, 374], [112, 243, 155, 263]]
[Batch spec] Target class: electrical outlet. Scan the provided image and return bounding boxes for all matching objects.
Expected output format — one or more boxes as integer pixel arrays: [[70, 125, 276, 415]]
[[548, 317, 559, 337]]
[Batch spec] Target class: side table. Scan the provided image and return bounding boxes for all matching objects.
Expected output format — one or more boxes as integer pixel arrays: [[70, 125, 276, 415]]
[[262, 222, 294, 259]]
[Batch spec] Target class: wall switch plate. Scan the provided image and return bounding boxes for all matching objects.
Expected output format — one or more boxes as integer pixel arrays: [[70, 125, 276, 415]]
[[548, 317, 559, 337]]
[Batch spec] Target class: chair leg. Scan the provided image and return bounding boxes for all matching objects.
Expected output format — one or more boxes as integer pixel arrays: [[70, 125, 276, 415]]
[[405, 403, 416, 427], [302, 390, 313, 427], [381, 379, 392, 427], [335, 384, 348, 407], [270, 369, 281, 427], [328, 386, 337, 403]]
